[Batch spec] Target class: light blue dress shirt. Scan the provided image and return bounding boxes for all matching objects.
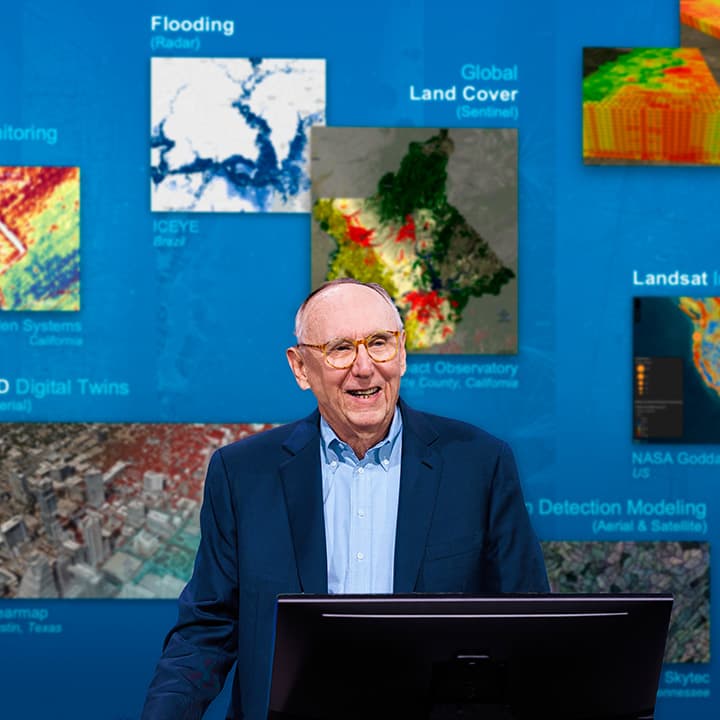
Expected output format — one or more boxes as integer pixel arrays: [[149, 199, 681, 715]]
[[320, 407, 403, 594]]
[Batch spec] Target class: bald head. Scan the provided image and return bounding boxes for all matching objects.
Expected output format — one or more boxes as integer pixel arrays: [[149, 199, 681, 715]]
[[294, 279, 403, 343]]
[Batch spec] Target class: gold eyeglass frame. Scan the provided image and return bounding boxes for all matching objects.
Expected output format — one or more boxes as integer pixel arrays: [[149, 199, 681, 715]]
[[297, 330, 402, 369]]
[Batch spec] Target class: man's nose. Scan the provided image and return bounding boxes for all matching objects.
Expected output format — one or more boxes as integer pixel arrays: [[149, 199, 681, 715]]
[[351, 343, 374, 375]]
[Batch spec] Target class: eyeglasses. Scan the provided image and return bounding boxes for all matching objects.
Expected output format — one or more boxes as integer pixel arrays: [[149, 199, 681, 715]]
[[298, 330, 402, 369]]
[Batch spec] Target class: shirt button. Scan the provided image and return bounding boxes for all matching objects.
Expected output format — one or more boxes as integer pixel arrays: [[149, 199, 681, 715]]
[[356, 552, 365, 560], [357, 467, 364, 474], [357, 509, 366, 518]]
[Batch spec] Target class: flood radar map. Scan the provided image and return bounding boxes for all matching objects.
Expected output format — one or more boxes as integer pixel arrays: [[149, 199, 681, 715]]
[[151, 57, 325, 212], [311, 128, 517, 354], [0, 166, 80, 311], [633, 296, 720, 442]]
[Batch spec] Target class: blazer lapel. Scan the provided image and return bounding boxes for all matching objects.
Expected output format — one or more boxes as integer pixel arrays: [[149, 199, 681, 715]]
[[280, 413, 328, 594], [393, 401, 442, 592]]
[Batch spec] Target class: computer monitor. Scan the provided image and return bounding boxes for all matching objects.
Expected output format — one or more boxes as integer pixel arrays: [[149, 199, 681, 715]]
[[268, 593, 672, 720]]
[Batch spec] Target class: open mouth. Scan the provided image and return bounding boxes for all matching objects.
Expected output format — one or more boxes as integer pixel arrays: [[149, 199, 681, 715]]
[[346, 387, 381, 398]]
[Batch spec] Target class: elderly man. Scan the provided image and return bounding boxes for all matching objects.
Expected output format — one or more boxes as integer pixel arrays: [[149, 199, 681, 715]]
[[142, 278, 547, 720]]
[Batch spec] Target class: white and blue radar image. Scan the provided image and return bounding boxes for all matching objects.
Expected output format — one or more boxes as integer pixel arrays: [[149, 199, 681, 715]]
[[151, 57, 326, 212]]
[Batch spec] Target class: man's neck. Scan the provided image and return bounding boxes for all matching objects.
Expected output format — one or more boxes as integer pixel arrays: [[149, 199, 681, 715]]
[[334, 428, 387, 460], [320, 407, 401, 460]]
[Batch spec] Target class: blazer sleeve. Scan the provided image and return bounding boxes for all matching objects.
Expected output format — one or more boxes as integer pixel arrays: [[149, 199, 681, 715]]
[[483, 441, 549, 593], [141, 449, 239, 720]]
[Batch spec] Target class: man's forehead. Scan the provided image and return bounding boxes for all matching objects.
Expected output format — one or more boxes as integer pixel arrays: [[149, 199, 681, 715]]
[[304, 285, 397, 335]]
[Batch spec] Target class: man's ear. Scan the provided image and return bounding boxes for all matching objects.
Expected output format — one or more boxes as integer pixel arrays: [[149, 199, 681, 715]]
[[286, 346, 311, 390]]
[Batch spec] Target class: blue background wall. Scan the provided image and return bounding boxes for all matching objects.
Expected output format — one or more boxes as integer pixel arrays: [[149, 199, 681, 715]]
[[0, 0, 716, 717]]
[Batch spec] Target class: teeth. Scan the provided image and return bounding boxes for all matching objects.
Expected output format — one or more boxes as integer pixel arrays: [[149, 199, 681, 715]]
[[348, 388, 380, 397]]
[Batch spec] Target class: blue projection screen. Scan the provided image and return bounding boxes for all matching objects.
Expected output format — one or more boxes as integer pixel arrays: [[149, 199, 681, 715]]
[[0, 1, 717, 718]]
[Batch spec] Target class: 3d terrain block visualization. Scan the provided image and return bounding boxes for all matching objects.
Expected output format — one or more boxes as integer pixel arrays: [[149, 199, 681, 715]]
[[681, 0, 720, 39], [583, 48, 720, 164]]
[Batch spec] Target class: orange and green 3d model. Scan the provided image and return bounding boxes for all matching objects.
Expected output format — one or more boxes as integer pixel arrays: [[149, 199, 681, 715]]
[[583, 48, 720, 164], [681, 0, 720, 39], [0, 166, 80, 311]]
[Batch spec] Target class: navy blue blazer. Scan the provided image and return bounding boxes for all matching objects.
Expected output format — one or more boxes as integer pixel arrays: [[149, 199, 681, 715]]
[[142, 401, 548, 720]]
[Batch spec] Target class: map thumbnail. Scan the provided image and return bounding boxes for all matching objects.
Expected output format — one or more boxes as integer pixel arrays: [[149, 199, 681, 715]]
[[312, 128, 517, 354], [0, 167, 80, 311], [151, 58, 325, 212], [583, 48, 720, 165], [633, 297, 720, 443], [0, 422, 275, 599], [543, 541, 710, 663]]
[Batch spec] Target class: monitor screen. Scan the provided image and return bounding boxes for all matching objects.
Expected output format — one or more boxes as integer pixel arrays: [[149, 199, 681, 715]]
[[268, 594, 673, 720]]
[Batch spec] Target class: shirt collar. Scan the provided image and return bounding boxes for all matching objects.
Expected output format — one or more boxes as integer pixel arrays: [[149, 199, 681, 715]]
[[320, 406, 403, 471]]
